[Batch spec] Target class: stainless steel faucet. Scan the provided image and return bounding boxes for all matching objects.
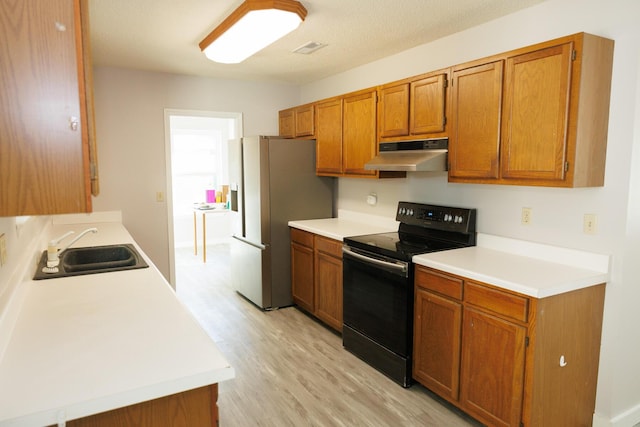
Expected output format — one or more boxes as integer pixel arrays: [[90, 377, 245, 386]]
[[46, 227, 98, 268]]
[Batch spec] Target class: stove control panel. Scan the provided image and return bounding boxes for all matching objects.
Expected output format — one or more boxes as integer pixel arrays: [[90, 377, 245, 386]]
[[396, 201, 476, 233]]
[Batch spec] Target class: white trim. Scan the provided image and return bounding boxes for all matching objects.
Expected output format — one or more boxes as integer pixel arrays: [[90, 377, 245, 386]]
[[594, 405, 640, 427], [163, 109, 243, 288]]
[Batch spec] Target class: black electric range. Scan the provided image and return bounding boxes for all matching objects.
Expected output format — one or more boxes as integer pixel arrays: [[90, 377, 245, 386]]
[[342, 202, 477, 387]]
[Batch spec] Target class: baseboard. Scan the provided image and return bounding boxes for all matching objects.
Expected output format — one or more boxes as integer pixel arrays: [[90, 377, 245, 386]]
[[594, 404, 640, 427]]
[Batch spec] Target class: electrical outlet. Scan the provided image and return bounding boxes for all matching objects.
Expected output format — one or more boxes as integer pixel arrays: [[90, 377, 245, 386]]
[[584, 214, 597, 234], [0, 233, 7, 266], [521, 207, 532, 225]]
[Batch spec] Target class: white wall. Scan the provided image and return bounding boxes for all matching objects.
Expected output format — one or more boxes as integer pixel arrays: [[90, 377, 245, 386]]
[[301, 0, 640, 425], [91, 67, 300, 280]]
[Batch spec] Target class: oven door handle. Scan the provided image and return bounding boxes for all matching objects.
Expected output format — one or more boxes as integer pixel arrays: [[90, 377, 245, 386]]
[[342, 246, 408, 275]]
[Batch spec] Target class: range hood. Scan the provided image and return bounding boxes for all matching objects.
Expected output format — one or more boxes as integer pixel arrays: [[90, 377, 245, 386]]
[[364, 138, 448, 172]]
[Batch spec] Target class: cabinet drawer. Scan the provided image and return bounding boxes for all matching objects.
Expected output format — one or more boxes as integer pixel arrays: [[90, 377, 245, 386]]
[[315, 235, 343, 258], [415, 266, 463, 300], [290, 228, 314, 248], [464, 281, 529, 323]]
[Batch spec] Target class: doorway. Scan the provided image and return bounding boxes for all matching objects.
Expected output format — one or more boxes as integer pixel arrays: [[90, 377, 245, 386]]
[[164, 109, 242, 288]]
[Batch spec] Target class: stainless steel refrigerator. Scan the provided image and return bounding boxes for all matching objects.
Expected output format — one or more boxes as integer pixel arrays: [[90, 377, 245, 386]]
[[228, 136, 334, 309]]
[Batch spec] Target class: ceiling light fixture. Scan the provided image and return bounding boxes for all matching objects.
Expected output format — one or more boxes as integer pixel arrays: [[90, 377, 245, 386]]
[[199, 0, 308, 64]]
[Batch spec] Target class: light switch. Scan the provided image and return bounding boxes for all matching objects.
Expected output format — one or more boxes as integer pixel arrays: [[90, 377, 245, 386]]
[[156, 191, 165, 203]]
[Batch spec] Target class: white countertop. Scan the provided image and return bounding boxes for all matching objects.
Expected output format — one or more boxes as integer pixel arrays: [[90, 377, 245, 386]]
[[288, 209, 398, 241], [413, 233, 610, 298], [0, 220, 234, 426]]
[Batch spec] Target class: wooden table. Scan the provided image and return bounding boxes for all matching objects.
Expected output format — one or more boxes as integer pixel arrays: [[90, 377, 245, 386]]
[[193, 207, 229, 262]]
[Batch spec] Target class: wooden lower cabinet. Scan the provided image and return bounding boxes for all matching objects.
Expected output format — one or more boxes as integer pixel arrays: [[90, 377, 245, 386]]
[[314, 235, 343, 331], [291, 228, 315, 313], [460, 307, 526, 427], [290, 228, 343, 332], [51, 384, 219, 427], [413, 286, 462, 401], [413, 265, 605, 427]]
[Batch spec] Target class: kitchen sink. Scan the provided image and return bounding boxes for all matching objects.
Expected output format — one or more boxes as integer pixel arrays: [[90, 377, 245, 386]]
[[33, 244, 149, 280]]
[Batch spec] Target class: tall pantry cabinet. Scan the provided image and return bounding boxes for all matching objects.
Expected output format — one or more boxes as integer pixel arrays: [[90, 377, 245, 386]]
[[0, 0, 98, 216]]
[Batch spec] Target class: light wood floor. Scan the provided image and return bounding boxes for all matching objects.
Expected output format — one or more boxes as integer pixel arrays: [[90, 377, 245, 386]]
[[175, 243, 482, 427]]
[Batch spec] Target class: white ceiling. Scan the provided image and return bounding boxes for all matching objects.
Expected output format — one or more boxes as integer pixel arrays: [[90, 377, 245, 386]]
[[88, 0, 545, 85]]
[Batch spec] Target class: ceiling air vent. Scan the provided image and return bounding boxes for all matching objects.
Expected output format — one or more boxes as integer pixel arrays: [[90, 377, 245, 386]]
[[293, 41, 326, 54]]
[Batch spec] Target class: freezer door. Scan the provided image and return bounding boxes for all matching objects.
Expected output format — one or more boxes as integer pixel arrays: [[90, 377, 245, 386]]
[[231, 235, 270, 308]]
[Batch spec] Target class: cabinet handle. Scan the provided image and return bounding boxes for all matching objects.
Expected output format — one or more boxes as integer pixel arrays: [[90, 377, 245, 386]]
[[559, 355, 568, 367], [69, 117, 79, 131]]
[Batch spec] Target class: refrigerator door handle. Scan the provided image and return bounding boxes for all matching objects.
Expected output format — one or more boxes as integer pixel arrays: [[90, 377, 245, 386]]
[[232, 234, 266, 250]]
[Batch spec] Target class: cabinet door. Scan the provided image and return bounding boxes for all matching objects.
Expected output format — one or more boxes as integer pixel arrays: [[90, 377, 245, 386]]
[[379, 83, 410, 138], [501, 43, 573, 182], [448, 61, 503, 180], [294, 104, 315, 137], [315, 98, 343, 175], [279, 108, 295, 138], [314, 251, 343, 331], [410, 74, 446, 134], [291, 241, 314, 312], [413, 288, 462, 401], [0, 0, 91, 216], [460, 307, 526, 427], [343, 90, 377, 177]]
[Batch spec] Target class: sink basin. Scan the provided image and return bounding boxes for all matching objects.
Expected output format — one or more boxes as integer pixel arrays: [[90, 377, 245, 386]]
[[33, 244, 149, 280]]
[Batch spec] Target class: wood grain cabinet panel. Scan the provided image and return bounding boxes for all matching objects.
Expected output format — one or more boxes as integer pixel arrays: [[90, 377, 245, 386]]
[[413, 266, 606, 427], [56, 385, 219, 427], [460, 307, 526, 427], [314, 235, 343, 331], [449, 32, 614, 187], [501, 43, 573, 182], [315, 98, 344, 175], [291, 228, 315, 313], [279, 103, 315, 138], [378, 71, 448, 141], [279, 108, 295, 138], [410, 73, 447, 135], [413, 286, 462, 401], [379, 83, 410, 138], [290, 229, 343, 332], [448, 61, 503, 180], [0, 0, 97, 216], [342, 89, 378, 177]]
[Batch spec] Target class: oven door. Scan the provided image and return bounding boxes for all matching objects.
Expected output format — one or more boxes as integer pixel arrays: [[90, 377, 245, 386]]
[[342, 245, 413, 357]]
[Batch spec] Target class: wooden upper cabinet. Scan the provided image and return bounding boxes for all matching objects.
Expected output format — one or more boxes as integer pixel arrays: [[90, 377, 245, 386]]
[[278, 103, 315, 138], [315, 97, 344, 175], [0, 0, 96, 216], [378, 71, 447, 140], [410, 73, 447, 134], [316, 89, 379, 178], [278, 108, 295, 138], [501, 43, 573, 182], [449, 32, 614, 187], [379, 83, 410, 138], [294, 103, 315, 137], [448, 61, 503, 180], [342, 89, 377, 177]]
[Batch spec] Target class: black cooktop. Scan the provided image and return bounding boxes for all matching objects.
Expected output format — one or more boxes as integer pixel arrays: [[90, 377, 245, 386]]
[[343, 202, 477, 262]]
